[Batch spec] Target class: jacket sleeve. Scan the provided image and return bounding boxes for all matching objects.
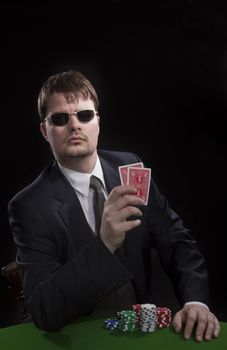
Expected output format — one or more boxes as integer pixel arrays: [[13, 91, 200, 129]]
[[8, 199, 132, 331], [145, 176, 210, 307]]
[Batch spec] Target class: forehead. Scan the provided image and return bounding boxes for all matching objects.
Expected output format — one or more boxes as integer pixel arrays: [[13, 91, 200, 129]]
[[46, 93, 95, 114]]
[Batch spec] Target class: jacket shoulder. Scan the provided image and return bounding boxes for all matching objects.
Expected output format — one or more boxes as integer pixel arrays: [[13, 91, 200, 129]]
[[8, 162, 54, 206], [98, 149, 142, 166]]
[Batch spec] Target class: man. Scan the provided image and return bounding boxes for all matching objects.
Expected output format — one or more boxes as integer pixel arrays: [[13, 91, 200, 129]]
[[8, 70, 220, 340]]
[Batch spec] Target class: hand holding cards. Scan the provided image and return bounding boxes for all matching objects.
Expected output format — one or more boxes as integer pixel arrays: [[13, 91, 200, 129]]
[[118, 162, 151, 205]]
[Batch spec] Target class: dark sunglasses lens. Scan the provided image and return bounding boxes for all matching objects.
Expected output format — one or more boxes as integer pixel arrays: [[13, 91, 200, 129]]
[[77, 110, 95, 123], [51, 113, 69, 126]]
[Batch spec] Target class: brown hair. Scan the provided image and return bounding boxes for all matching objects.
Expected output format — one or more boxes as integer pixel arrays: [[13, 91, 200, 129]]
[[38, 70, 99, 121]]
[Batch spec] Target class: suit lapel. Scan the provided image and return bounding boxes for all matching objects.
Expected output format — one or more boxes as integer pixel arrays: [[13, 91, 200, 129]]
[[49, 162, 94, 253], [99, 156, 121, 193]]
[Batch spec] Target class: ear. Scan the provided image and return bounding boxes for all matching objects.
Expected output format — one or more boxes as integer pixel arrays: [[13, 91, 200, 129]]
[[97, 115, 100, 136], [40, 122, 49, 142]]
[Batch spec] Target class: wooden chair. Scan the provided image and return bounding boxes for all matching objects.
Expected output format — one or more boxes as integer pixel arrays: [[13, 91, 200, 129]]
[[1, 261, 28, 322]]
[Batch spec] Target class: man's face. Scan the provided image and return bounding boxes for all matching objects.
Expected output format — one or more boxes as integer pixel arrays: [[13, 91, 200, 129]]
[[40, 92, 100, 169]]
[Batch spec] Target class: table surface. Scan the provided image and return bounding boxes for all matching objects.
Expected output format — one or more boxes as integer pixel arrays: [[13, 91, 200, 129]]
[[0, 317, 226, 350]]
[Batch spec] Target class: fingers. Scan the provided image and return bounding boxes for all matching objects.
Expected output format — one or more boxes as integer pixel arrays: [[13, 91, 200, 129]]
[[173, 305, 221, 342], [104, 185, 145, 221], [102, 205, 142, 237], [113, 217, 142, 233], [193, 309, 207, 342], [193, 309, 221, 342], [103, 185, 145, 234], [172, 311, 183, 333], [204, 313, 221, 341], [103, 189, 144, 233], [100, 185, 145, 252], [115, 205, 143, 222], [213, 315, 221, 338], [107, 185, 145, 207]]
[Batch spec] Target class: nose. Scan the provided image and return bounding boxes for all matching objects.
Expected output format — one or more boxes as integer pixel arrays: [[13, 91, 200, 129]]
[[68, 114, 81, 131]]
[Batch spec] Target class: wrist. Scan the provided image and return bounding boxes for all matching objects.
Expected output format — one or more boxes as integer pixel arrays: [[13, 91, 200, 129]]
[[184, 301, 209, 310]]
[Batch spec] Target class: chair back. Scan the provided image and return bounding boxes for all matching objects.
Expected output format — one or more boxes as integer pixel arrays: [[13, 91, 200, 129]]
[[1, 261, 28, 321]]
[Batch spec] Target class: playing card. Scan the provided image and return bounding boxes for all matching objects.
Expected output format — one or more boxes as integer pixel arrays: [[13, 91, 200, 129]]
[[118, 162, 143, 185], [127, 167, 151, 205]]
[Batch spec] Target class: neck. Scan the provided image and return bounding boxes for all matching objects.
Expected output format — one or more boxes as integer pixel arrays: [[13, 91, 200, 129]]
[[57, 152, 98, 173]]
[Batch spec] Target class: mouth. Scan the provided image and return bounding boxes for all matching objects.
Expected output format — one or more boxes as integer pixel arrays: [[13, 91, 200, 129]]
[[68, 136, 86, 143]]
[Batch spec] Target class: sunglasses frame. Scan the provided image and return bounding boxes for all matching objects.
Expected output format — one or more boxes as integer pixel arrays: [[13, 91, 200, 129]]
[[43, 110, 97, 126]]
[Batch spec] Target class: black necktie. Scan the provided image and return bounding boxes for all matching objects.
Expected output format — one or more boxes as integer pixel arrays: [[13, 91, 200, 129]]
[[90, 175, 106, 235]]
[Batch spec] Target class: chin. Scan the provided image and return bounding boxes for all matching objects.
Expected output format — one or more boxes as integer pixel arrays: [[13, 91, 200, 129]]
[[66, 149, 92, 158]]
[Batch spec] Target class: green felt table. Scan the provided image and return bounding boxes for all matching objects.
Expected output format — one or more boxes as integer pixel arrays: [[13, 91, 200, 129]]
[[0, 317, 226, 350]]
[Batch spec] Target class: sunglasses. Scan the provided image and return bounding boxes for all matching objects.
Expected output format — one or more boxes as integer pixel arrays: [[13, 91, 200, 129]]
[[44, 110, 97, 126]]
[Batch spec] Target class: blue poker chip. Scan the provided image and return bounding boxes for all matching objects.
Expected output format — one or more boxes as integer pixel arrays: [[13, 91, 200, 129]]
[[104, 318, 119, 330]]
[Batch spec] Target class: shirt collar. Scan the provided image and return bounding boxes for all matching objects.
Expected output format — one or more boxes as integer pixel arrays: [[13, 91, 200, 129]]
[[57, 157, 105, 197]]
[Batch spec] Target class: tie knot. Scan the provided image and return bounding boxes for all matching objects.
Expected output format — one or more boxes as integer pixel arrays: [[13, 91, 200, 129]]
[[90, 175, 103, 192]]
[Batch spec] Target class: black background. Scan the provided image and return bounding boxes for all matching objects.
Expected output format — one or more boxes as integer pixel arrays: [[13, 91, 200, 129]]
[[1, 0, 226, 328]]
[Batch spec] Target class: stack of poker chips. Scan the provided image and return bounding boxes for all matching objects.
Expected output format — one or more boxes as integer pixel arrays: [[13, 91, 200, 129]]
[[132, 304, 141, 326], [104, 318, 119, 330], [117, 310, 137, 332], [140, 303, 157, 332], [156, 307, 172, 328]]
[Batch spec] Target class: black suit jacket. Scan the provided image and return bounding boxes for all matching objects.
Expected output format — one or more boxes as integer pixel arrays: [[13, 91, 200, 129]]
[[8, 150, 209, 331]]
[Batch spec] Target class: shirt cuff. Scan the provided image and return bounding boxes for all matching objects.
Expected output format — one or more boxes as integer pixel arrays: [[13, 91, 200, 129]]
[[184, 301, 209, 310]]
